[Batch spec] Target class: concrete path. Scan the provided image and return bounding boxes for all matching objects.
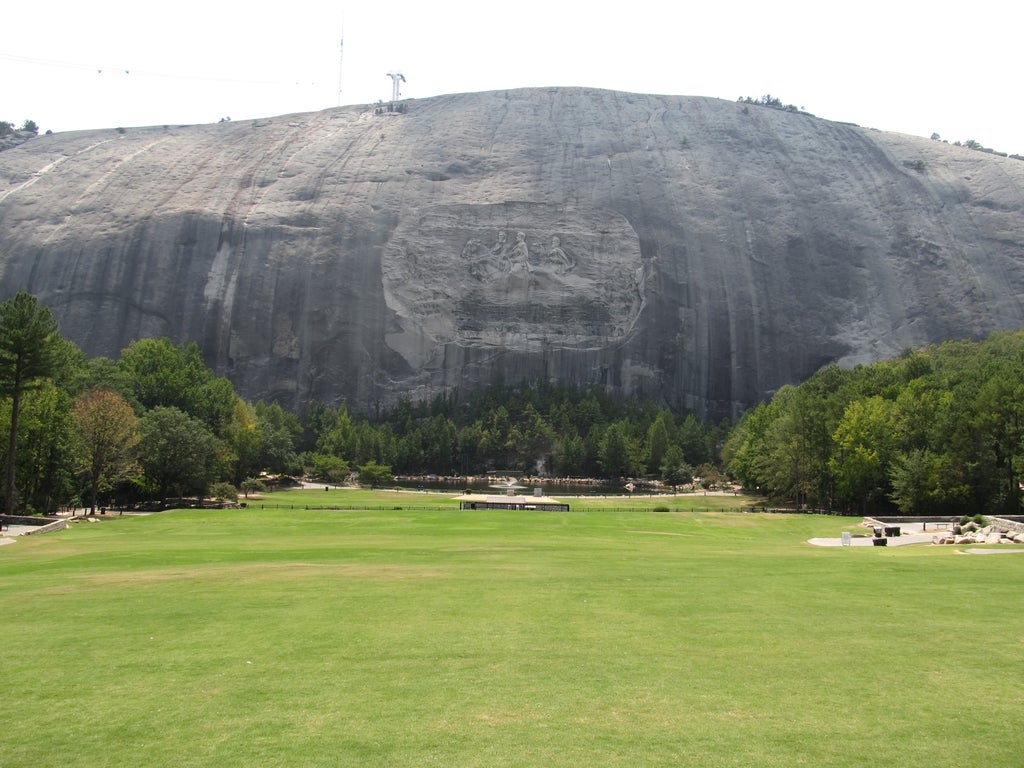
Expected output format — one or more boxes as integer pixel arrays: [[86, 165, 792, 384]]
[[807, 533, 936, 547], [808, 522, 947, 547]]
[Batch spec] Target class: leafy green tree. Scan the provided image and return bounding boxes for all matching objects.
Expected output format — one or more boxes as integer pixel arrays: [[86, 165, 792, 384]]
[[0, 292, 64, 512], [138, 406, 220, 501], [240, 477, 266, 497], [969, 368, 1024, 514], [357, 460, 393, 487], [888, 449, 968, 515], [316, 404, 358, 460], [722, 402, 775, 492], [424, 415, 458, 472], [660, 444, 693, 489], [888, 449, 936, 514], [254, 401, 301, 475], [829, 396, 895, 513], [677, 413, 709, 466], [118, 338, 192, 410], [224, 399, 261, 484], [574, 393, 605, 435], [720, 330, 1024, 514], [72, 389, 139, 514], [304, 452, 350, 483], [394, 431, 424, 473], [71, 356, 130, 397], [118, 339, 236, 435], [891, 378, 949, 451], [761, 387, 820, 507]]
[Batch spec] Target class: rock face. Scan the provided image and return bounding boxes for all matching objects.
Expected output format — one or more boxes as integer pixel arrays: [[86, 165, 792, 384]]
[[1, 88, 1023, 418]]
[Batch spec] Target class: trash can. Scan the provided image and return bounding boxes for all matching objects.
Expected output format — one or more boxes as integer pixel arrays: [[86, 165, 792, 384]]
[[884, 526, 901, 537], [872, 537, 888, 546]]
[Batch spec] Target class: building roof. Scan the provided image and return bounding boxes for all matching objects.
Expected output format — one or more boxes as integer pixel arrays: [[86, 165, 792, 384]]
[[454, 493, 566, 506]]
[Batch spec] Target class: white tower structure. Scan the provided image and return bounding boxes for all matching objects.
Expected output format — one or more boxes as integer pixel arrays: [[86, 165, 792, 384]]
[[337, 35, 344, 106], [387, 72, 406, 103]]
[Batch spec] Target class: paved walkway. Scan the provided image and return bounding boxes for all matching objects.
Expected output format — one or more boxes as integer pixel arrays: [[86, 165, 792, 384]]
[[807, 533, 936, 547], [808, 522, 947, 547], [1, 523, 46, 544]]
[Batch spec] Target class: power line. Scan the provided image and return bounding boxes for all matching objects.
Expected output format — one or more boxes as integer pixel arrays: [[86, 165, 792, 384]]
[[0, 52, 318, 87]]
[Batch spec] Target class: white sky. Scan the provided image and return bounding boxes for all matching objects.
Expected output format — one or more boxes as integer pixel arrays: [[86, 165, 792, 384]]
[[3, 0, 1022, 155]]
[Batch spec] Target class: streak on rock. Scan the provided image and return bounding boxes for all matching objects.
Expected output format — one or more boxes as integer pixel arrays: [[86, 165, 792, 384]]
[[1, 88, 1024, 418]]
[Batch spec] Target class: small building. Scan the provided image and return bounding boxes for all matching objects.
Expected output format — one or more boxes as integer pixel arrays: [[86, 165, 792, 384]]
[[456, 493, 570, 512]]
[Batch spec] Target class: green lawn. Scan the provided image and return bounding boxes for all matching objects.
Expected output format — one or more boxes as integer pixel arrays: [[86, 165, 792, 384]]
[[2, 490, 1021, 767]]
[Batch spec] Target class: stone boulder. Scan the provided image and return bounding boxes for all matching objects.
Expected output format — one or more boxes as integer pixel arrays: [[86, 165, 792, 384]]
[[2, 88, 1024, 417]]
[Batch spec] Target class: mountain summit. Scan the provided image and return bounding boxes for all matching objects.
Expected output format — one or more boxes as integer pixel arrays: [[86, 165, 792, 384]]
[[2, 88, 1022, 418]]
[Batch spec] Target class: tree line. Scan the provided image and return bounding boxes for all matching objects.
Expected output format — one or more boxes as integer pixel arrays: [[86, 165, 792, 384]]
[[0, 292, 723, 515], [9, 289, 1021, 518], [723, 331, 1024, 517], [304, 383, 723, 486]]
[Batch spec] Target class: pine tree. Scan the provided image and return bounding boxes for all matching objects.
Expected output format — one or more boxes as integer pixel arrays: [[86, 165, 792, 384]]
[[0, 293, 62, 513]]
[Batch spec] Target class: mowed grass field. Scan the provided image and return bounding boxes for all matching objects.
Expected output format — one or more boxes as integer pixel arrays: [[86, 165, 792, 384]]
[[2, 490, 1022, 767]]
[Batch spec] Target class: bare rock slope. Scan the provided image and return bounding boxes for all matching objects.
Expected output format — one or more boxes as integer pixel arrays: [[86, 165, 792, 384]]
[[1, 88, 1023, 418]]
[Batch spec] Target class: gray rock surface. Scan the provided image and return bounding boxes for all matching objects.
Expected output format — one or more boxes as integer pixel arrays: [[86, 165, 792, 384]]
[[1, 88, 1023, 418]]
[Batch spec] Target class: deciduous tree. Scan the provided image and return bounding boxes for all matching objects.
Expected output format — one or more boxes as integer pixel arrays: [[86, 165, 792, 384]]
[[72, 389, 139, 513], [138, 406, 220, 501]]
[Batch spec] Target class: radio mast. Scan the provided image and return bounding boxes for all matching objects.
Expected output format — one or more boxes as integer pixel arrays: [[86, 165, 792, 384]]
[[337, 33, 344, 106]]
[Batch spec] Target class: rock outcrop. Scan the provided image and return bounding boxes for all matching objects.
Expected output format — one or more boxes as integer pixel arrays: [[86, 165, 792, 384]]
[[1, 88, 1023, 418]]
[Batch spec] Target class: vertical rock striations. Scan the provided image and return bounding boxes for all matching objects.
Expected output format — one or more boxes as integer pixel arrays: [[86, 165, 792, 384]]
[[1, 88, 1023, 418]]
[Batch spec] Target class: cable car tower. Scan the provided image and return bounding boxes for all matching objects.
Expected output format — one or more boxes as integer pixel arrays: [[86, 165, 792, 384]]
[[387, 72, 405, 102], [384, 71, 406, 112]]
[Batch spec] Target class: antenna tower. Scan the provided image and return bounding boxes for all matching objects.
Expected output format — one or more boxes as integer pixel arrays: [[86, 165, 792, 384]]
[[337, 34, 344, 106]]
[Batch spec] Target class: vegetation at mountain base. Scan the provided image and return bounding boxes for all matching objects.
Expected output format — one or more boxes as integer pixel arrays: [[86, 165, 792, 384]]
[[0, 292, 65, 513], [723, 331, 1024, 516], [0, 294, 723, 514], [2, 292, 1023, 517]]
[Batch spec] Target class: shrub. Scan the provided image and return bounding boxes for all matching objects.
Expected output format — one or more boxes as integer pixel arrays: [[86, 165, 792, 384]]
[[209, 482, 239, 502]]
